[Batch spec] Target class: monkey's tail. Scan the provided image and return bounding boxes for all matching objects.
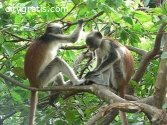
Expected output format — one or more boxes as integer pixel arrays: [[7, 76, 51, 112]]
[[118, 88, 129, 125], [29, 91, 38, 125], [120, 111, 128, 125]]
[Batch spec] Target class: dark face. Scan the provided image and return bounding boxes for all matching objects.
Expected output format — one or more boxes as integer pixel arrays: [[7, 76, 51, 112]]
[[52, 27, 63, 34], [46, 27, 63, 34], [86, 37, 99, 51], [86, 31, 102, 51]]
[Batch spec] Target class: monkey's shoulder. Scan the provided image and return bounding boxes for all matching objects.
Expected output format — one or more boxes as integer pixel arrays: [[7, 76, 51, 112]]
[[101, 38, 119, 49], [100, 38, 128, 56], [37, 33, 61, 43]]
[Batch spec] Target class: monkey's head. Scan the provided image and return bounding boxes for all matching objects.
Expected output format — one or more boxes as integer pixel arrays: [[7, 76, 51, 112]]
[[86, 31, 102, 51], [45, 23, 63, 34]]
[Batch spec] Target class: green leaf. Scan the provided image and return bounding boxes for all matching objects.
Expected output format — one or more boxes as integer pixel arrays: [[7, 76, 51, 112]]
[[72, 0, 83, 4], [30, 0, 38, 7], [46, 0, 56, 4], [66, 50, 76, 61], [65, 110, 75, 124], [15, 15, 22, 24], [86, 0, 97, 10], [162, 103, 167, 109], [98, 3, 119, 18], [132, 23, 143, 33], [153, 19, 167, 27], [120, 30, 129, 41], [151, 7, 164, 15], [76, 106, 84, 117], [104, 26, 111, 36], [85, 106, 96, 117], [109, 7, 119, 17], [133, 11, 152, 22], [129, 80, 138, 87], [161, 51, 167, 59], [106, 0, 123, 8], [143, 0, 150, 6], [19, 0, 31, 3], [129, 33, 140, 46], [2, 44, 14, 56], [63, 16, 76, 22], [123, 15, 133, 25], [12, 67, 26, 79], [0, 35, 4, 44], [162, 1, 167, 13], [11, 91, 22, 103]]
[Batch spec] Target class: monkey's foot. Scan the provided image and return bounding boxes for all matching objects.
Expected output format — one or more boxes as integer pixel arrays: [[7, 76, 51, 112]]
[[65, 80, 72, 85], [77, 78, 86, 85], [65, 79, 86, 86]]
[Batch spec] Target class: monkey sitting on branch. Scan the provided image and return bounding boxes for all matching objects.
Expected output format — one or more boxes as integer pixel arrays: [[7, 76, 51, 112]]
[[85, 31, 134, 125], [24, 19, 85, 125]]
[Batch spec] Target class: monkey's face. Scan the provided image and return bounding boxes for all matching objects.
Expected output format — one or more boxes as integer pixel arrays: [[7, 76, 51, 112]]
[[53, 28, 63, 34], [86, 31, 102, 51], [86, 38, 100, 51], [45, 23, 63, 34]]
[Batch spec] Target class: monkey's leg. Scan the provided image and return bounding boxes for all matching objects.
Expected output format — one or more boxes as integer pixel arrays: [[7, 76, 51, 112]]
[[48, 73, 64, 106], [86, 70, 110, 86], [38, 57, 85, 86], [54, 73, 65, 85]]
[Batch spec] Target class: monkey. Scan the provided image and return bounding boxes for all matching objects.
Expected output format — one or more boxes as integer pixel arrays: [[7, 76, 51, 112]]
[[85, 31, 134, 125], [24, 19, 85, 125]]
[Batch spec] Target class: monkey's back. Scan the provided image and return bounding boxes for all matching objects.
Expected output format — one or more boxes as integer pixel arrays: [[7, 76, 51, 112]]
[[101, 38, 134, 92], [112, 41, 134, 92], [24, 40, 50, 88]]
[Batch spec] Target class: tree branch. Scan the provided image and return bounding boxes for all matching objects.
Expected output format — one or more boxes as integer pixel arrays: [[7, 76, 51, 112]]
[[1, 73, 167, 124], [126, 45, 147, 56], [5, 31, 31, 42], [0, 73, 91, 92], [60, 45, 86, 50], [132, 23, 167, 83], [62, 11, 104, 29], [86, 102, 166, 124], [154, 33, 167, 109], [0, 111, 17, 124]]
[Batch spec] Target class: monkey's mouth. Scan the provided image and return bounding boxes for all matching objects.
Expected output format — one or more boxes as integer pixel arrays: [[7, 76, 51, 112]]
[[89, 48, 95, 51], [86, 45, 95, 51]]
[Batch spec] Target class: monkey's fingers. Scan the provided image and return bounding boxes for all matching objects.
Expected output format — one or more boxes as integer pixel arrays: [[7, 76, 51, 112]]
[[78, 19, 84, 25], [85, 71, 96, 78], [65, 78, 86, 86]]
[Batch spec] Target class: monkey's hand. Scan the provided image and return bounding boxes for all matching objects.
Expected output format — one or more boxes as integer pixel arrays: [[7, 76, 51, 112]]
[[85, 71, 98, 78], [78, 19, 84, 25]]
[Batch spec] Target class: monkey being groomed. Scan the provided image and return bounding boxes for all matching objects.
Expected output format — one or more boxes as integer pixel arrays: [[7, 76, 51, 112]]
[[84, 31, 134, 125]]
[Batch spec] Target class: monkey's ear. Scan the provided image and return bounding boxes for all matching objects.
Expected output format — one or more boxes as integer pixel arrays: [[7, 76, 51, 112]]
[[94, 32, 102, 39]]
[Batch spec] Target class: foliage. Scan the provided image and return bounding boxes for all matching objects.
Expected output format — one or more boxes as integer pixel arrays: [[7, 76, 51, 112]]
[[0, 0, 167, 124]]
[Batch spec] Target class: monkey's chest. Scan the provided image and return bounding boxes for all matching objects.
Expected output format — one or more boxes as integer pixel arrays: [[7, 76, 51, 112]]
[[96, 48, 108, 59], [49, 44, 60, 57], [38, 48, 58, 75]]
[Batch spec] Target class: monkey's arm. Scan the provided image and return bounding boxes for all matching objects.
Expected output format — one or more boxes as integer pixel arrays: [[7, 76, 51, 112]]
[[85, 46, 119, 78], [94, 54, 102, 70], [48, 19, 83, 43]]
